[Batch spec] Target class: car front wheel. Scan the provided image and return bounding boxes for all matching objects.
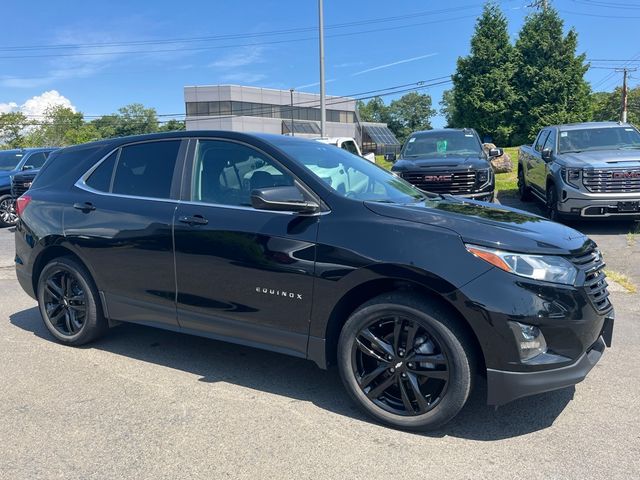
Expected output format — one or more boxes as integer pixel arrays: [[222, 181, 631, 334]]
[[337, 293, 475, 431], [0, 194, 18, 227]]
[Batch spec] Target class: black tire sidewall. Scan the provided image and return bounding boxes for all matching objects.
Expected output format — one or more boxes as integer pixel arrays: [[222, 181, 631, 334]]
[[337, 296, 473, 431], [546, 187, 560, 221], [0, 194, 17, 228], [37, 257, 105, 345]]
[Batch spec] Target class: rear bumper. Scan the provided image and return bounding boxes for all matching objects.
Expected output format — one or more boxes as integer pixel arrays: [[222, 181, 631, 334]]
[[486, 335, 607, 406]]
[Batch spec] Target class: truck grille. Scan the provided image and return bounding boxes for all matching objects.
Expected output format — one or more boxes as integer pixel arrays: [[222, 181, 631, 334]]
[[11, 180, 32, 199], [583, 169, 640, 193], [571, 247, 611, 313], [401, 171, 477, 194]]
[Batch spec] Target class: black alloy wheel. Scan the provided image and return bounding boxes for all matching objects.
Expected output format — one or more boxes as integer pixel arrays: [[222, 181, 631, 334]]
[[351, 316, 449, 416], [517, 169, 532, 201], [338, 293, 474, 431], [546, 186, 560, 222], [0, 194, 18, 227], [42, 268, 87, 336], [37, 257, 108, 345]]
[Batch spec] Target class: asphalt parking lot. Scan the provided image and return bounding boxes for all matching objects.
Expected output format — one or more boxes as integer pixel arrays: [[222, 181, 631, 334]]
[[1, 199, 639, 479]]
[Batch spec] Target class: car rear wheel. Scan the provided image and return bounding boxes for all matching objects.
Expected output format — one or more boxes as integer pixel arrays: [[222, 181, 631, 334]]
[[517, 168, 532, 202], [37, 257, 108, 345], [0, 194, 18, 227], [337, 293, 474, 431]]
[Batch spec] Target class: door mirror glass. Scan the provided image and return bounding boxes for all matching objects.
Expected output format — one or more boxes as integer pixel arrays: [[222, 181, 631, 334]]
[[488, 148, 503, 158], [541, 148, 553, 161], [251, 186, 319, 213]]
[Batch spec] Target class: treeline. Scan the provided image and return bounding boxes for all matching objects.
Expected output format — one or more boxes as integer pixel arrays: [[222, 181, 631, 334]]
[[0, 103, 185, 149]]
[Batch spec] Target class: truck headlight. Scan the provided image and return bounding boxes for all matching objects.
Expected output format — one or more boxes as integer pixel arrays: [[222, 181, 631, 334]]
[[562, 167, 581, 188], [477, 168, 490, 185], [465, 244, 578, 285], [508, 321, 548, 361]]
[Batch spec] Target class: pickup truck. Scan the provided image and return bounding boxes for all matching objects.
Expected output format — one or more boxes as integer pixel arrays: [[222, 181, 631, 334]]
[[518, 122, 640, 221], [315, 137, 376, 163]]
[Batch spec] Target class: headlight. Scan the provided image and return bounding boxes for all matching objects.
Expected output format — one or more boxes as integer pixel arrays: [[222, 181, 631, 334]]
[[465, 244, 578, 285], [562, 167, 581, 187], [476, 168, 490, 185]]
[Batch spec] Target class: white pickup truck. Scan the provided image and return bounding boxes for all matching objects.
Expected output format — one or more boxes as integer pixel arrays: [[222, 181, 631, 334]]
[[315, 137, 376, 163]]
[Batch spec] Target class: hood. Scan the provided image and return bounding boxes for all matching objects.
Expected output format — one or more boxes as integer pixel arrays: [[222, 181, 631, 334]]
[[558, 149, 640, 168], [365, 196, 592, 255], [392, 155, 489, 171], [0, 170, 13, 186]]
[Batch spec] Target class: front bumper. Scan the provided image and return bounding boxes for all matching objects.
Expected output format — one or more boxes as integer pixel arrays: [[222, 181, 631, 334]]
[[487, 332, 609, 406], [556, 185, 640, 217], [455, 191, 494, 201]]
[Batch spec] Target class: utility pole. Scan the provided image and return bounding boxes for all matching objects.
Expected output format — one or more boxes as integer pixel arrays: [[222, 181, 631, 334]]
[[318, 0, 326, 138], [289, 88, 295, 136], [616, 67, 637, 123]]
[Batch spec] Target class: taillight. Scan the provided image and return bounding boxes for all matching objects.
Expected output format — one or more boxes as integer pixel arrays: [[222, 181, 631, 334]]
[[16, 195, 31, 217]]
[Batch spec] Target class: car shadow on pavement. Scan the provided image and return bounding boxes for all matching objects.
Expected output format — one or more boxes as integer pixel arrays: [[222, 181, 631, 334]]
[[497, 192, 637, 236], [10, 306, 575, 441]]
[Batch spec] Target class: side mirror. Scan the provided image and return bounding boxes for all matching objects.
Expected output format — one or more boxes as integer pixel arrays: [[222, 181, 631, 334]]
[[488, 148, 503, 158], [22, 165, 34, 170], [384, 153, 396, 162], [541, 148, 553, 161], [251, 186, 319, 213]]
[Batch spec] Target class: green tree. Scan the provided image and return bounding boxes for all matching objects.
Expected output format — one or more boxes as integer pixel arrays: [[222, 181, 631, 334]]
[[0, 112, 31, 148], [159, 119, 186, 131], [439, 89, 457, 128], [449, 1, 516, 145], [90, 114, 119, 139], [388, 92, 436, 142], [23, 106, 85, 147], [113, 103, 159, 137], [356, 97, 390, 123], [512, 6, 591, 144], [590, 87, 640, 125]]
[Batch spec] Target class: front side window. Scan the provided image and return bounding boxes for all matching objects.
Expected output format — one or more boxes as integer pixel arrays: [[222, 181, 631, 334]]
[[341, 141, 359, 155], [543, 129, 557, 152], [192, 140, 295, 207], [276, 140, 425, 203], [0, 151, 23, 171], [86, 141, 180, 199], [24, 152, 48, 169]]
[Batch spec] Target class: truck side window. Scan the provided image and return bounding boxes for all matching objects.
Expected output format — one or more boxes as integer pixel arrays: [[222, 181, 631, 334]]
[[543, 129, 557, 152], [341, 141, 359, 155], [534, 130, 550, 153]]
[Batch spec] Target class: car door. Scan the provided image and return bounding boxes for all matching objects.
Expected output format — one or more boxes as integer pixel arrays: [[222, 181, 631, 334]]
[[65, 139, 187, 327], [529, 129, 550, 193], [173, 138, 319, 357]]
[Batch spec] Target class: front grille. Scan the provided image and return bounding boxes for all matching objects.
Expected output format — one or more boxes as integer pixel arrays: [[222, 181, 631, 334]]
[[571, 247, 611, 313], [401, 171, 477, 194], [583, 169, 640, 193], [11, 181, 32, 199]]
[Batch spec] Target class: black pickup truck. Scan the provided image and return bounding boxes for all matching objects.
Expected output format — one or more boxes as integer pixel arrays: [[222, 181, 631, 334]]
[[390, 128, 500, 201]]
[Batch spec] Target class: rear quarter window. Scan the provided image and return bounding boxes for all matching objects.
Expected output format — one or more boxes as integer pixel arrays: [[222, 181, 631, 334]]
[[31, 145, 107, 191]]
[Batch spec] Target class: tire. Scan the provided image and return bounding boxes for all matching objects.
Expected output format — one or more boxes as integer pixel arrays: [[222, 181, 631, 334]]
[[0, 194, 18, 227], [546, 185, 561, 222], [517, 168, 532, 202], [37, 256, 108, 346], [337, 292, 475, 431]]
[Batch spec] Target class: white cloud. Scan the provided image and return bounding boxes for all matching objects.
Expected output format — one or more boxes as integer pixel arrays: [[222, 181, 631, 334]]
[[351, 53, 438, 76], [0, 91, 75, 118], [209, 46, 266, 69], [294, 78, 336, 90]]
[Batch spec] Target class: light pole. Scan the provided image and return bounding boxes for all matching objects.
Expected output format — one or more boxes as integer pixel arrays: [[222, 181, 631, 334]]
[[289, 88, 295, 136], [318, 0, 326, 137]]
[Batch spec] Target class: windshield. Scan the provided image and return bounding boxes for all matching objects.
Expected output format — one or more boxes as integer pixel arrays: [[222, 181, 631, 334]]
[[401, 131, 482, 159], [558, 127, 640, 153], [277, 141, 426, 203], [0, 151, 23, 171]]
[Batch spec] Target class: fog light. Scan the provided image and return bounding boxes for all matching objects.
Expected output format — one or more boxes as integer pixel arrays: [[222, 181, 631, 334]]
[[508, 321, 548, 361]]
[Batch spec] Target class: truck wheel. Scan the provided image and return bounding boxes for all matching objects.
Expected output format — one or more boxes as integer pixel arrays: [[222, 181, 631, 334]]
[[337, 292, 475, 431], [0, 194, 18, 227], [546, 187, 561, 222], [517, 168, 532, 202], [37, 256, 108, 346]]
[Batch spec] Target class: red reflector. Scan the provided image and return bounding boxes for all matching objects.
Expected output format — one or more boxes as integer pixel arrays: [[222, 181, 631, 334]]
[[16, 195, 31, 217]]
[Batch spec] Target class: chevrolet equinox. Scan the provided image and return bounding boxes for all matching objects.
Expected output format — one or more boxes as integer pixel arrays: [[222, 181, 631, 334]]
[[15, 131, 614, 430]]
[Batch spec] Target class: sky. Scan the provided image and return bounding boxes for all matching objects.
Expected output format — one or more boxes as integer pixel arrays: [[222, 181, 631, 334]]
[[1, 0, 639, 128]]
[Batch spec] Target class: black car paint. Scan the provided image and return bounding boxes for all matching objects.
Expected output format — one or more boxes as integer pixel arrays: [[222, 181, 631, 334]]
[[15, 131, 612, 407]]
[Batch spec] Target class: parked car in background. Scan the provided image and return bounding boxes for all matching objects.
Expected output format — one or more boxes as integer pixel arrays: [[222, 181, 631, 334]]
[[0, 147, 57, 227], [15, 131, 613, 431], [518, 122, 640, 221], [315, 137, 376, 162], [389, 129, 499, 201]]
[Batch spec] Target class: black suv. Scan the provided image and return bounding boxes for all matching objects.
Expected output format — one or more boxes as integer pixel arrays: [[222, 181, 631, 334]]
[[15, 131, 613, 430], [390, 129, 499, 201]]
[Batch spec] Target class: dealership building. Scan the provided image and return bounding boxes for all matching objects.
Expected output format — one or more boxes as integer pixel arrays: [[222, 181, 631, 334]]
[[184, 85, 400, 154]]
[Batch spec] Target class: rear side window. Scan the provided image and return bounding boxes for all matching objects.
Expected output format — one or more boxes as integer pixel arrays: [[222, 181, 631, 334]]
[[24, 152, 48, 169], [32, 145, 104, 191], [85, 151, 117, 192], [110, 141, 181, 199]]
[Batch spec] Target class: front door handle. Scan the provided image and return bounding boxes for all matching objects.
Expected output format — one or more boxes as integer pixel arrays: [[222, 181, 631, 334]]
[[73, 202, 96, 212], [178, 214, 208, 226]]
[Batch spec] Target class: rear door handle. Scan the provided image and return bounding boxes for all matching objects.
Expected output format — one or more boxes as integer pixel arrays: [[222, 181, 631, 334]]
[[178, 214, 208, 226], [73, 202, 96, 212]]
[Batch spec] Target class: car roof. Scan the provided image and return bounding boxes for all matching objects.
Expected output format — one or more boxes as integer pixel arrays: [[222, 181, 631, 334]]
[[0, 147, 59, 153], [555, 121, 634, 131]]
